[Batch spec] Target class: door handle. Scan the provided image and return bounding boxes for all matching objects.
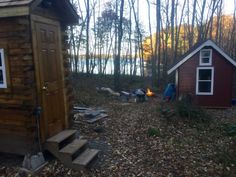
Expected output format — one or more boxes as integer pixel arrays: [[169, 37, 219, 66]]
[[42, 86, 48, 91]]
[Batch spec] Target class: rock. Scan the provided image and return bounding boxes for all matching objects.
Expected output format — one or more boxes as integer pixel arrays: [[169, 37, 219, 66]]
[[93, 126, 105, 133]]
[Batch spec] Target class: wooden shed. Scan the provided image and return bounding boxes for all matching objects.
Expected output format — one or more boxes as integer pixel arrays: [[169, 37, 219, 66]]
[[168, 39, 236, 108], [0, 0, 77, 155]]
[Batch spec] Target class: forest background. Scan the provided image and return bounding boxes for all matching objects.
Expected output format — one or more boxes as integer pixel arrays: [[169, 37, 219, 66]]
[[68, 0, 236, 90]]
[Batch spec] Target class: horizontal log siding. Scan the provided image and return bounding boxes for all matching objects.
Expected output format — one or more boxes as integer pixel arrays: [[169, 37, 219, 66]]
[[0, 16, 37, 154], [61, 26, 74, 126]]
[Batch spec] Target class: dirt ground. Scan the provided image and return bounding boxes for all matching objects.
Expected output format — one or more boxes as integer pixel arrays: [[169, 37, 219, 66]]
[[1, 75, 236, 177]]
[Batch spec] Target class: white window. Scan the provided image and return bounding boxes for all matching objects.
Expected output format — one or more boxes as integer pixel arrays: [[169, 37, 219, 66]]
[[200, 49, 212, 65], [0, 49, 7, 88], [196, 67, 214, 95]]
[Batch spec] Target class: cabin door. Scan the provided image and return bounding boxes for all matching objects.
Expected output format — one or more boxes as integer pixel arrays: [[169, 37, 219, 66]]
[[35, 22, 65, 141]]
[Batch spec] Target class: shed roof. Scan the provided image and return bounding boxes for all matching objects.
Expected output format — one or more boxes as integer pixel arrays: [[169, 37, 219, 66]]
[[167, 39, 236, 75], [0, 0, 33, 7], [0, 0, 78, 24]]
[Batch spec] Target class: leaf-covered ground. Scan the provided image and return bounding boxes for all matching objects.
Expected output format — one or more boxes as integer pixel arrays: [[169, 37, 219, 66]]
[[1, 75, 236, 177]]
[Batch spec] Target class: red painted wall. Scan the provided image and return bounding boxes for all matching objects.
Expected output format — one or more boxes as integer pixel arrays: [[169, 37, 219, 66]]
[[233, 72, 236, 99], [178, 47, 235, 107]]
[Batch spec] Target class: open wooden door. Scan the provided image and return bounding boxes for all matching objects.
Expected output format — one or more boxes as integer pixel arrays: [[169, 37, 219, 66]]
[[34, 21, 65, 141]]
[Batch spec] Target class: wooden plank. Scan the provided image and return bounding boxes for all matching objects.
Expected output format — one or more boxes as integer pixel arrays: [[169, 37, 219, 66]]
[[72, 149, 99, 166], [0, 6, 29, 18], [46, 130, 77, 144], [0, 133, 35, 155], [86, 113, 108, 124], [59, 139, 87, 154], [31, 14, 60, 26]]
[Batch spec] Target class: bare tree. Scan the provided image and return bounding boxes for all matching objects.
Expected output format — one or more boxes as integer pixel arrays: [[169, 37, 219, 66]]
[[114, 0, 124, 90], [85, 0, 90, 75], [189, 0, 197, 47], [156, 0, 161, 85], [170, 0, 175, 60]]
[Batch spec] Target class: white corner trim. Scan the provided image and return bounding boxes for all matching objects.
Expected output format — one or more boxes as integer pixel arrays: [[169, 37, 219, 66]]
[[167, 40, 236, 75], [0, 49, 7, 88], [196, 67, 214, 95]]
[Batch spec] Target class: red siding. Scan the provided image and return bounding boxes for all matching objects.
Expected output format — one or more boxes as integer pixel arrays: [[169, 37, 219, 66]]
[[178, 47, 235, 107], [233, 72, 236, 98]]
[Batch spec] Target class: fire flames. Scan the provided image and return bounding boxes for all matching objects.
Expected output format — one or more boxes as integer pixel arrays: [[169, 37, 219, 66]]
[[146, 88, 155, 97]]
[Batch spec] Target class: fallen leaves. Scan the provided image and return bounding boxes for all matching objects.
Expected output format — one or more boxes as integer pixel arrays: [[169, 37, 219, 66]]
[[1, 87, 236, 176]]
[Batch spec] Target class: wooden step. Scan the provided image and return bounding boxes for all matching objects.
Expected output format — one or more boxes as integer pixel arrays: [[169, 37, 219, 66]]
[[45, 130, 77, 153], [47, 130, 77, 144], [72, 149, 99, 167], [59, 139, 87, 160]]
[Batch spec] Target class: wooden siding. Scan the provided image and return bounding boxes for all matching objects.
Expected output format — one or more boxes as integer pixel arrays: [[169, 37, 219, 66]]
[[61, 25, 74, 127], [0, 2, 75, 154], [233, 71, 236, 99], [0, 17, 36, 108], [0, 16, 37, 154], [178, 47, 235, 107], [0, 17, 73, 154]]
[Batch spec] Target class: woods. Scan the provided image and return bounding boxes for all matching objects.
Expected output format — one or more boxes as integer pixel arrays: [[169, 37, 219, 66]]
[[68, 0, 236, 89]]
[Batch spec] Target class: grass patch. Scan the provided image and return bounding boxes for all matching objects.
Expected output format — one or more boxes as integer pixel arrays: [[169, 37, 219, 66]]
[[221, 124, 236, 136], [147, 127, 161, 137]]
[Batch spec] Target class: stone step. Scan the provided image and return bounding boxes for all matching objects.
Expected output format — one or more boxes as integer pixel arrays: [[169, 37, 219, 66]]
[[59, 139, 87, 160], [72, 148, 99, 167]]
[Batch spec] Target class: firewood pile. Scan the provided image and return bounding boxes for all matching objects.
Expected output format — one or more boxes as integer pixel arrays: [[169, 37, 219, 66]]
[[96, 87, 156, 103]]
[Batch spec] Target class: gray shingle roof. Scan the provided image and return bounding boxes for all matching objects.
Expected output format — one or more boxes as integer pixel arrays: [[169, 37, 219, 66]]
[[0, 0, 33, 7]]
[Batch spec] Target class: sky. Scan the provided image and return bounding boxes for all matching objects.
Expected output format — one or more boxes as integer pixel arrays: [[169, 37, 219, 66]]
[[78, 0, 235, 33], [138, 0, 235, 32]]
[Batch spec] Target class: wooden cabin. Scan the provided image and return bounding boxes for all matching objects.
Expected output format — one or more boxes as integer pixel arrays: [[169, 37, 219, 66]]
[[168, 39, 236, 108], [0, 0, 77, 155]]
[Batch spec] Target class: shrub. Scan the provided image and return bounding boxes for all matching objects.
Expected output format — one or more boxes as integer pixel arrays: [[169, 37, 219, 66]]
[[222, 124, 236, 136], [175, 100, 211, 124], [147, 127, 161, 137]]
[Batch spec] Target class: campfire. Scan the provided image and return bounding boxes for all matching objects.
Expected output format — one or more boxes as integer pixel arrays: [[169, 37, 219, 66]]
[[146, 88, 155, 97]]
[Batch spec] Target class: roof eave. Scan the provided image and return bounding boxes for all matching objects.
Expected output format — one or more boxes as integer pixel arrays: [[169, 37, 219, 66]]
[[0, 0, 79, 25], [0, 6, 30, 18]]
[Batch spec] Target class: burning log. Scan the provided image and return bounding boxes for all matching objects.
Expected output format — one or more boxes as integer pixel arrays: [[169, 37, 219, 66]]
[[146, 88, 155, 97]]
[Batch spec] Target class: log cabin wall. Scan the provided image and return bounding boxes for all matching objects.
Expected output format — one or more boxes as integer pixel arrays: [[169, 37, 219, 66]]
[[0, 16, 38, 154], [0, 0, 76, 155], [61, 26, 74, 127]]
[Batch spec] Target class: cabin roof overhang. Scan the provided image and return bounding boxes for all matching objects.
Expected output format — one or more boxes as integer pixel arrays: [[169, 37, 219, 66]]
[[0, 0, 79, 24], [167, 40, 236, 75]]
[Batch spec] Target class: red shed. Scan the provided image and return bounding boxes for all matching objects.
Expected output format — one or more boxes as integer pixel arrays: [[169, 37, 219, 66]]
[[168, 39, 236, 108]]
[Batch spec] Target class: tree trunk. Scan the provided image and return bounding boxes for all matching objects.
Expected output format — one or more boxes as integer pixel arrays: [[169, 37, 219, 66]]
[[114, 0, 124, 90], [85, 0, 90, 75]]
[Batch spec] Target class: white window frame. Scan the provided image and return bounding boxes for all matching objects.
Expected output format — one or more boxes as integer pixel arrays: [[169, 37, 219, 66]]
[[196, 67, 214, 95], [199, 49, 212, 66], [0, 49, 7, 88]]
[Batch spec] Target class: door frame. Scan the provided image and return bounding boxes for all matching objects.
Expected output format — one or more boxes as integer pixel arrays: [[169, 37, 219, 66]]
[[31, 14, 68, 142]]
